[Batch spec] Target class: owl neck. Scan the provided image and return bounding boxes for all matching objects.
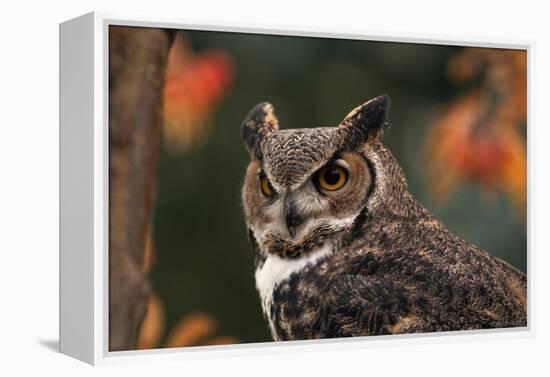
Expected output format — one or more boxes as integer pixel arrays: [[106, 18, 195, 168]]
[[367, 143, 431, 219]]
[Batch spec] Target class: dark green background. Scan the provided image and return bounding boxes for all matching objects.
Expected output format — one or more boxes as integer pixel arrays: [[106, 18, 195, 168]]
[[151, 31, 527, 345]]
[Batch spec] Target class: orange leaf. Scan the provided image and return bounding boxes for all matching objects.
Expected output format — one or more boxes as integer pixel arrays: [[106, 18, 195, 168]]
[[137, 294, 166, 350], [163, 33, 234, 153], [164, 312, 217, 348]]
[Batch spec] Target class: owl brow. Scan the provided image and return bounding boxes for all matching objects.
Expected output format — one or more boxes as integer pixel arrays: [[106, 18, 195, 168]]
[[321, 152, 352, 171], [256, 167, 281, 198], [323, 152, 344, 167], [256, 166, 273, 182]]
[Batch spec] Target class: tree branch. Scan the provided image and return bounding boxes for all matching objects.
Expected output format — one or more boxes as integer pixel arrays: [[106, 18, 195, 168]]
[[108, 26, 175, 351]]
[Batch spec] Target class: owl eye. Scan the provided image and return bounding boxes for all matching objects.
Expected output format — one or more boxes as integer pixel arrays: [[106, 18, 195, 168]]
[[315, 165, 348, 191], [259, 174, 275, 197]]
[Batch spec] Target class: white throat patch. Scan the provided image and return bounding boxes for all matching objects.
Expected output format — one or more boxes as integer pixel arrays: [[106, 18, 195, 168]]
[[254, 243, 333, 339]]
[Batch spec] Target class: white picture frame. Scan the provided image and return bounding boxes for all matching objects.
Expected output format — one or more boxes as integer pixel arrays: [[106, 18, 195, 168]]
[[59, 11, 535, 365]]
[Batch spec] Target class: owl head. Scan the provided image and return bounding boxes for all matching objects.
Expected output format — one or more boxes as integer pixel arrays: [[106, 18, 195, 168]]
[[241, 95, 415, 260]]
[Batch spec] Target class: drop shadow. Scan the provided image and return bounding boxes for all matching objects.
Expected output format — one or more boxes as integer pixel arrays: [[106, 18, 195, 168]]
[[39, 339, 59, 352]]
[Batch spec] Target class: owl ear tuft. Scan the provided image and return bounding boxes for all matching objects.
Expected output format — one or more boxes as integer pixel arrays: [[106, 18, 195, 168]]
[[337, 95, 390, 149], [241, 102, 279, 159]]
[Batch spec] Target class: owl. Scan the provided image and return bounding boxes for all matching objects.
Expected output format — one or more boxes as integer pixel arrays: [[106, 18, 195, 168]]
[[240, 95, 527, 341]]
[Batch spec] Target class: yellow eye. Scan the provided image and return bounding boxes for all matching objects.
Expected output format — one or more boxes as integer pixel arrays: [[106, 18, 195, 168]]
[[316, 165, 348, 191], [260, 175, 274, 197]]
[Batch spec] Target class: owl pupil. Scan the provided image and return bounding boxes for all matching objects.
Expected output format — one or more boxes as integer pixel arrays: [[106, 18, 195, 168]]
[[324, 168, 341, 185]]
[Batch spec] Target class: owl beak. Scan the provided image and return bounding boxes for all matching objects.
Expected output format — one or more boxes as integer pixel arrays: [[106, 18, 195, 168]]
[[284, 196, 303, 239]]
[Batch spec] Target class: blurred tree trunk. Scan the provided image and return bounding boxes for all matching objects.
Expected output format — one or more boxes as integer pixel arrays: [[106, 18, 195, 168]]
[[109, 26, 175, 351]]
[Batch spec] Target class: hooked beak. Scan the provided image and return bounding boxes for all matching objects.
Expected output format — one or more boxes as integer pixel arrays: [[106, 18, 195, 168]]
[[284, 194, 304, 238]]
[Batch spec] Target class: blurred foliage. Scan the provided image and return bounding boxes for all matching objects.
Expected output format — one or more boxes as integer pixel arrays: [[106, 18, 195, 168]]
[[163, 33, 234, 153], [426, 48, 527, 214], [145, 31, 527, 347], [137, 293, 238, 349], [139, 228, 238, 349]]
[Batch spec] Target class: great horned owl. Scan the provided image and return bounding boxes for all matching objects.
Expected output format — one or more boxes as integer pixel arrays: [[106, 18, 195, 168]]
[[240, 95, 527, 341]]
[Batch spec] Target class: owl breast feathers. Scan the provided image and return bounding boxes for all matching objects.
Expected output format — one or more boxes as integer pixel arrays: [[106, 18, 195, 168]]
[[240, 95, 527, 340]]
